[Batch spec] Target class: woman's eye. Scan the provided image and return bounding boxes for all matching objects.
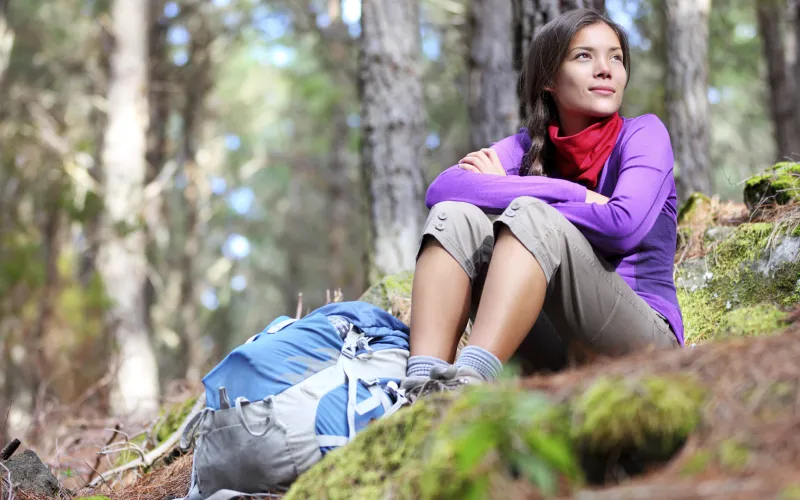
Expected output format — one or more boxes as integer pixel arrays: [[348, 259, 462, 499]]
[[576, 52, 590, 59], [612, 54, 623, 62]]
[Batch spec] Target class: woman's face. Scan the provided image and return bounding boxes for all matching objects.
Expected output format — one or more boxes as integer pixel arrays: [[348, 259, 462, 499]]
[[549, 22, 626, 134]]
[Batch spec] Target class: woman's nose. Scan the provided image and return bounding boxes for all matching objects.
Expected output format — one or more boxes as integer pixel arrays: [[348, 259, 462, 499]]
[[594, 58, 612, 78]]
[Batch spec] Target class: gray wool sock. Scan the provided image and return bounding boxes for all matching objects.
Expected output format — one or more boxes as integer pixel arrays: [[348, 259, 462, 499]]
[[406, 355, 449, 378], [455, 346, 503, 381]]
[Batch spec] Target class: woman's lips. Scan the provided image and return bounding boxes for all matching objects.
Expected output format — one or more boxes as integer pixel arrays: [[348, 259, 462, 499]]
[[590, 86, 615, 95]]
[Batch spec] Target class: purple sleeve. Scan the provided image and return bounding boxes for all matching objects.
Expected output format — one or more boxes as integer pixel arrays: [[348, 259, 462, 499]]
[[425, 133, 587, 212], [551, 115, 675, 255]]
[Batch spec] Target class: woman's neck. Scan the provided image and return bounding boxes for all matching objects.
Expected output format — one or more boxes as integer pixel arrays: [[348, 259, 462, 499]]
[[557, 113, 608, 137]]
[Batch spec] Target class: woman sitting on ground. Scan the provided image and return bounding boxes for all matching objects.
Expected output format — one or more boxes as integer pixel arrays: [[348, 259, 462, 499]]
[[402, 8, 683, 395]]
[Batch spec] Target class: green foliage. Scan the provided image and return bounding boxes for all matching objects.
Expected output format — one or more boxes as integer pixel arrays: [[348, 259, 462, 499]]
[[420, 385, 581, 498]]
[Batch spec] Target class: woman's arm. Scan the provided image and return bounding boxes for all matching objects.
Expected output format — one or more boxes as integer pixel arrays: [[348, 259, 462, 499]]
[[550, 115, 675, 255], [425, 133, 588, 212]]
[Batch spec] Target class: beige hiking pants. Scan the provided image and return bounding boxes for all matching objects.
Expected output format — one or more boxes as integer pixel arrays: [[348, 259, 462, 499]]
[[418, 197, 678, 374]]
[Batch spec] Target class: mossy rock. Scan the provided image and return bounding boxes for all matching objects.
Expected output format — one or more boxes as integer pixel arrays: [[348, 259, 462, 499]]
[[358, 270, 414, 324], [286, 374, 705, 499], [677, 192, 712, 226], [744, 162, 800, 212], [675, 223, 800, 344]]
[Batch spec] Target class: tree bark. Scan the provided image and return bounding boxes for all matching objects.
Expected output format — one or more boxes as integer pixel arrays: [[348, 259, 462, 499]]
[[0, 0, 14, 86], [144, 0, 171, 332], [756, 0, 800, 161], [514, 0, 606, 122], [178, 22, 211, 382], [795, 0, 800, 142], [99, 0, 160, 419], [468, 0, 518, 150], [360, 0, 426, 280], [664, 0, 712, 202]]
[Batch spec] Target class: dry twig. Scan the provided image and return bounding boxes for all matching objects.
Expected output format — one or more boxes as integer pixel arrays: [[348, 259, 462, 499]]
[[88, 395, 205, 488], [0, 460, 12, 500]]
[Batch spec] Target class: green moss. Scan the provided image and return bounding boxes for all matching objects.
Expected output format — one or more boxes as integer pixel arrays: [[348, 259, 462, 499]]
[[718, 439, 750, 471], [153, 396, 198, 444], [285, 395, 447, 500], [358, 270, 414, 312], [289, 375, 709, 498], [570, 375, 705, 454], [718, 303, 787, 337], [677, 223, 800, 343], [744, 162, 800, 210], [677, 192, 712, 225], [710, 223, 774, 278], [680, 449, 712, 476], [779, 484, 800, 500]]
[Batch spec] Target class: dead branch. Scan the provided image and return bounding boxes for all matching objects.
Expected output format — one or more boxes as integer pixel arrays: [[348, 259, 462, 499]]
[[88, 395, 205, 488], [86, 424, 120, 483], [0, 460, 12, 500], [295, 292, 303, 319], [0, 439, 19, 460]]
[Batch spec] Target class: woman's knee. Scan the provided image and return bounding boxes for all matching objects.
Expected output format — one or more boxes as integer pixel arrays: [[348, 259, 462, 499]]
[[419, 202, 494, 276], [425, 202, 493, 239]]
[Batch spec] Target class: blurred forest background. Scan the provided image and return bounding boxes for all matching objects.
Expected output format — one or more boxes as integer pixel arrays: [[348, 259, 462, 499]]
[[0, 0, 798, 456]]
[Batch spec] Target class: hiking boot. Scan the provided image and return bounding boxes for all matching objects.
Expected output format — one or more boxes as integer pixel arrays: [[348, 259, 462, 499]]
[[400, 375, 450, 404], [430, 364, 486, 387], [400, 365, 486, 404]]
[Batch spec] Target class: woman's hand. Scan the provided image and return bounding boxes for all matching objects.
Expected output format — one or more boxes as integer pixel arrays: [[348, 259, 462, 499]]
[[457, 148, 507, 176], [585, 190, 610, 205]]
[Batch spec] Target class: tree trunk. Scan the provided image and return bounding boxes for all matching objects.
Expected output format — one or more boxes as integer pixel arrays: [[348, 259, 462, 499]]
[[360, 0, 426, 280], [178, 23, 211, 382], [468, 0, 518, 150], [28, 192, 60, 421], [756, 0, 800, 161], [328, 102, 350, 292], [98, 0, 160, 419], [0, 0, 14, 86], [664, 0, 712, 202], [795, 0, 800, 141], [514, 0, 605, 122], [144, 0, 171, 333]]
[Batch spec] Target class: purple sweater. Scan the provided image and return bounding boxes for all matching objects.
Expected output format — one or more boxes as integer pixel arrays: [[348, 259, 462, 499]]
[[426, 114, 684, 345]]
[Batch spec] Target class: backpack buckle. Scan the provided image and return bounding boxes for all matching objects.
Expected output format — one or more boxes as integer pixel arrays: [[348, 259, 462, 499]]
[[341, 338, 358, 358]]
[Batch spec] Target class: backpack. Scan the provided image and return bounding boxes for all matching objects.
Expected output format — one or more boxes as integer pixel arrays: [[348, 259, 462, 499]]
[[179, 301, 410, 500]]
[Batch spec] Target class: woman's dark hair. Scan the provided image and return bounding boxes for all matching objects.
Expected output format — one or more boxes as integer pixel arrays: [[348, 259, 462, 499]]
[[520, 9, 631, 176]]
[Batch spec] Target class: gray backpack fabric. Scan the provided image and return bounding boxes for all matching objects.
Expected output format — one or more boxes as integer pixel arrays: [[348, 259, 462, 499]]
[[178, 301, 410, 499]]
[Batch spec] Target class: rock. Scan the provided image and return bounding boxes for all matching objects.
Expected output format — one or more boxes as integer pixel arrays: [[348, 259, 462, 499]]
[[1, 449, 60, 497], [677, 192, 713, 226], [743, 161, 800, 212], [675, 223, 800, 343]]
